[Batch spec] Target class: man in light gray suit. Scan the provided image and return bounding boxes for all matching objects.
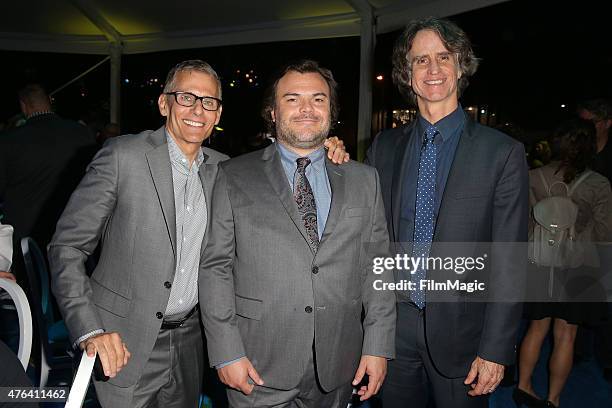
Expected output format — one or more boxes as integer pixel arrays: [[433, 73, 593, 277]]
[[200, 60, 396, 407], [48, 60, 227, 407]]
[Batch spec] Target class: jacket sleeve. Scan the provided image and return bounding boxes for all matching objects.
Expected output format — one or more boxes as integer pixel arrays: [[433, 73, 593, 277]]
[[361, 169, 396, 358], [478, 142, 529, 365], [199, 165, 246, 367], [47, 142, 119, 345]]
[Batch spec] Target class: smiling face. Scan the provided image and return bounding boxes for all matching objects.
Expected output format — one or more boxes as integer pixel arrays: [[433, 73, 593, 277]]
[[271, 71, 331, 154], [408, 29, 460, 116], [158, 70, 222, 156]]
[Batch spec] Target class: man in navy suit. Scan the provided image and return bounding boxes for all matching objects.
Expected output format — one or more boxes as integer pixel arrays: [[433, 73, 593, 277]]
[[366, 17, 528, 408]]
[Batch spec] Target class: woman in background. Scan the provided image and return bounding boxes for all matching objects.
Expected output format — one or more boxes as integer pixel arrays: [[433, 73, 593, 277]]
[[515, 119, 612, 408]]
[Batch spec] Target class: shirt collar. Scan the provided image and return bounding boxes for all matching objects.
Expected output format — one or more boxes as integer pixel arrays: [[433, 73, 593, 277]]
[[276, 142, 326, 168], [417, 105, 465, 143], [165, 129, 204, 171]]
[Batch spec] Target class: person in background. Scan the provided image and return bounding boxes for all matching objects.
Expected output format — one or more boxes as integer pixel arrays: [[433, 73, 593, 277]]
[[0, 83, 96, 283], [517, 118, 612, 408], [578, 99, 612, 182]]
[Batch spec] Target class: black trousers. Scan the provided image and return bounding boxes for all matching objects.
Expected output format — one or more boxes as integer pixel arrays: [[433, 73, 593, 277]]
[[381, 302, 488, 408]]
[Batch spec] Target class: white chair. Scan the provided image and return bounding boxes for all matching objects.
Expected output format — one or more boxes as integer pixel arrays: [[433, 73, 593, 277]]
[[0, 277, 33, 370], [65, 351, 96, 408]]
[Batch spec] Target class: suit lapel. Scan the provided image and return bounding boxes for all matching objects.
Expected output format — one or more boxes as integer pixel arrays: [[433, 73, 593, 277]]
[[144, 127, 177, 256], [261, 144, 312, 250], [391, 124, 415, 241], [433, 117, 476, 241], [319, 159, 344, 246]]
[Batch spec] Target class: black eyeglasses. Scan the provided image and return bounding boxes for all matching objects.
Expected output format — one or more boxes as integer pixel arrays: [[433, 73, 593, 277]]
[[165, 91, 222, 111]]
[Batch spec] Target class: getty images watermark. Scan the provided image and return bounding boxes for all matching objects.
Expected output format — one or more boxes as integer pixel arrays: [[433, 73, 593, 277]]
[[364, 241, 612, 303], [371, 253, 488, 293]]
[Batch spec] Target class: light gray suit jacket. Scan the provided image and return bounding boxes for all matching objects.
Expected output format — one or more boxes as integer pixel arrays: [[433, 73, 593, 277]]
[[199, 144, 396, 392], [48, 126, 228, 387]]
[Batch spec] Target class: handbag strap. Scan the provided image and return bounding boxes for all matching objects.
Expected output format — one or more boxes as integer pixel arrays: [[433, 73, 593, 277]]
[[568, 170, 593, 196], [539, 168, 569, 197]]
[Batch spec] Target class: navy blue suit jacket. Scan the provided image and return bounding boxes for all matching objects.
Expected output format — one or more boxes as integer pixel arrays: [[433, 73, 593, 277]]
[[366, 113, 529, 378]]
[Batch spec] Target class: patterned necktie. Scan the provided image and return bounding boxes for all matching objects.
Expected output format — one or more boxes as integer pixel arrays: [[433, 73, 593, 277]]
[[411, 125, 438, 308], [294, 157, 319, 251]]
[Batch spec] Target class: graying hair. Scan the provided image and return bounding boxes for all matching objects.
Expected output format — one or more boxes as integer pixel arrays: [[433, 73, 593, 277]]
[[163, 59, 222, 98]]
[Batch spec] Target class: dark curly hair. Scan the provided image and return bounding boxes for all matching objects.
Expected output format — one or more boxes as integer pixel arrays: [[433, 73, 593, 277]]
[[261, 59, 339, 135], [554, 118, 597, 183], [392, 17, 479, 105]]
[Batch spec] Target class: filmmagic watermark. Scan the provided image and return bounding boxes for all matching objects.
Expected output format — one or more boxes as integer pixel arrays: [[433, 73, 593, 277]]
[[373, 278, 486, 293], [372, 253, 488, 294]]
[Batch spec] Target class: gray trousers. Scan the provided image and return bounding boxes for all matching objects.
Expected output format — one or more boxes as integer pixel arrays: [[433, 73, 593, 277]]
[[381, 302, 488, 408], [227, 352, 353, 408], [93, 311, 204, 408]]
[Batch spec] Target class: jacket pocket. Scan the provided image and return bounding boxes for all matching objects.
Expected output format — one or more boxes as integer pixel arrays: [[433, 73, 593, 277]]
[[235, 294, 263, 321], [91, 279, 131, 317]]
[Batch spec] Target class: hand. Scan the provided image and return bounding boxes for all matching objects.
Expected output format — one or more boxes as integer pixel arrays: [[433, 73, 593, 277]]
[[80, 332, 130, 378], [352, 355, 387, 401], [0, 271, 16, 281], [324, 136, 350, 164], [463, 356, 504, 396], [217, 357, 264, 395]]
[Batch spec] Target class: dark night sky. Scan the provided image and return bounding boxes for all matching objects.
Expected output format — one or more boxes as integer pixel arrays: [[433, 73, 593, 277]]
[[1, 0, 610, 155]]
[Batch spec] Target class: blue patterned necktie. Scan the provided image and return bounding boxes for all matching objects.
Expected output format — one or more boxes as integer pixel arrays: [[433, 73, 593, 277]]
[[294, 157, 319, 251], [411, 125, 438, 308]]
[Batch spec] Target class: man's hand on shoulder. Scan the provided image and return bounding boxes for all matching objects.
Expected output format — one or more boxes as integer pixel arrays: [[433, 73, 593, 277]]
[[0, 271, 16, 280], [352, 355, 387, 401], [80, 332, 130, 378], [324, 136, 350, 164], [464, 356, 504, 396], [217, 357, 264, 395]]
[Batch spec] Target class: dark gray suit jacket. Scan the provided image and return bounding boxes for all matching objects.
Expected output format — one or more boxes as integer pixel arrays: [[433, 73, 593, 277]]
[[366, 114, 528, 378], [199, 143, 396, 391], [48, 127, 228, 387]]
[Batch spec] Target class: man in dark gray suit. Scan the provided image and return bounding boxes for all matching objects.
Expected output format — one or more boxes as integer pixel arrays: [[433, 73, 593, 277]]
[[366, 18, 528, 408], [200, 60, 396, 407]]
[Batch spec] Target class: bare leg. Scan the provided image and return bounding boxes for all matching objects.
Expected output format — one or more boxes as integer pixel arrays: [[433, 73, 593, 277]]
[[547, 319, 578, 407], [518, 318, 552, 397]]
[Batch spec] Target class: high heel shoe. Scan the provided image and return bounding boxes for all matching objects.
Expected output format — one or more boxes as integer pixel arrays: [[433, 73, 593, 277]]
[[544, 401, 558, 408], [512, 388, 545, 407]]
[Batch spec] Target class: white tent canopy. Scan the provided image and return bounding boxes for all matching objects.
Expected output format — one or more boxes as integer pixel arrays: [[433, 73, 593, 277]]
[[0, 0, 507, 158]]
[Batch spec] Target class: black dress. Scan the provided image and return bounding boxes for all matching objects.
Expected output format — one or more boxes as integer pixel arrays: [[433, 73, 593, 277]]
[[524, 263, 608, 325]]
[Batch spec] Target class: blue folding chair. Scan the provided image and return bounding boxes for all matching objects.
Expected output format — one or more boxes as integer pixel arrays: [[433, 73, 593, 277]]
[[21, 237, 72, 386]]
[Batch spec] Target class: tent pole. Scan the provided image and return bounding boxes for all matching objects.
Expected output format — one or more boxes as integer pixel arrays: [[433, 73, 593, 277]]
[[355, 5, 375, 161], [109, 42, 122, 126]]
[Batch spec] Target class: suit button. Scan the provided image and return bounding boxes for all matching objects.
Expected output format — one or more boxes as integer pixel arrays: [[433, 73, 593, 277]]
[[312, 266, 319, 274], [305, 306, 313, 313], [156, 312, 163, 319], [164, 281, 172, 289]]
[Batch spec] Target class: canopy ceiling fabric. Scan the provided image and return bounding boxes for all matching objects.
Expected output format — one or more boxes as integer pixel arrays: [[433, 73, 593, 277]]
[[0, 0, 508, 55]]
